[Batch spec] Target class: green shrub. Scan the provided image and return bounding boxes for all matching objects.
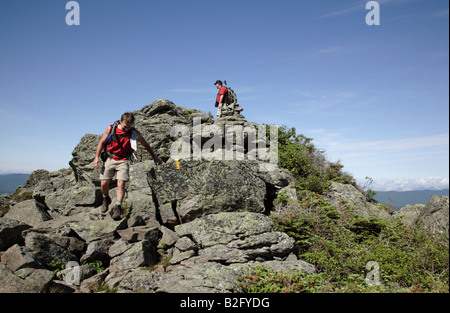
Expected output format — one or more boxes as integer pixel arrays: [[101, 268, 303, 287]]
[[269, 125, 356, 195], [260, 195, 449, 293], [237, 265, 327, 293]]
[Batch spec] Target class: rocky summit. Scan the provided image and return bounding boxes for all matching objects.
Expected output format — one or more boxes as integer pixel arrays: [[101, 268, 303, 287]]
[[0, 99, 448, 293]]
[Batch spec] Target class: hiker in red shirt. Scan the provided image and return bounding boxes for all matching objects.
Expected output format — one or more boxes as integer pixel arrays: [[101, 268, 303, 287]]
[[94, 112, 164, 220], [214, 80, 228, 118]]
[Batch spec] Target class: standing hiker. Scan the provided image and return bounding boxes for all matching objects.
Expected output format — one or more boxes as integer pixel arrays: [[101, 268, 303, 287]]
[[214, 80, 228, 118], [94, 112, 164, 220]]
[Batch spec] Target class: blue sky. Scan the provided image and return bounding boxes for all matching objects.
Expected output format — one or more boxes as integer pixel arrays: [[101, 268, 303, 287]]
[[0, 0, 448, 191]]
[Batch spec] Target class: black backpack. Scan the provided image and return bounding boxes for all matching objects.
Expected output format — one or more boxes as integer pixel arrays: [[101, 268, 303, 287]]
[[224, 80, 237, 104]]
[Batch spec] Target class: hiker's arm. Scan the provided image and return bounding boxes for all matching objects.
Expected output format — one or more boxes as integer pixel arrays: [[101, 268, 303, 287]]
[[217, 94, 224, 109], [94, 126, 111, 168], [137, 131, 164, 165]]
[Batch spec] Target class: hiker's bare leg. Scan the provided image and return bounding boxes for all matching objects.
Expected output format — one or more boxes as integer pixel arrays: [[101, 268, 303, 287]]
[[117, 180, 126, 203], [101, 179, 110, 196]]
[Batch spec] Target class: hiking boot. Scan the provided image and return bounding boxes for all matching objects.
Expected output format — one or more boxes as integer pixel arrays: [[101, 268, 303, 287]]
[[101, 195, 112, 213], [110, 204, 122, 221]]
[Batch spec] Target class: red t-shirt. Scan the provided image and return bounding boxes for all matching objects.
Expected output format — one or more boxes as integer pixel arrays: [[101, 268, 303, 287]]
[[106, 126, 132, 161], [216, 86, 228, 103]]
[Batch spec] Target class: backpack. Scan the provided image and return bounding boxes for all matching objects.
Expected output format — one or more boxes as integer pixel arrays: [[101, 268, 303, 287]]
[[223, 80, 237, 105], [101, 121, 138, 161], [226, 87, 237, 105]]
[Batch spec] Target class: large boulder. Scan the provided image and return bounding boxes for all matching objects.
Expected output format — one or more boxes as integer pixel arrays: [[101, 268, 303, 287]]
[[324, 182, 391, 219], [0, 244, 55, 293], [147, 161, 268, 227], [69, 134, 102, 185], [133, 99, 192, 162], [0, 218, 31, 251], [171, 212, 295, 265], [4, 199, 52, 227], [396, 195, 449, 234]]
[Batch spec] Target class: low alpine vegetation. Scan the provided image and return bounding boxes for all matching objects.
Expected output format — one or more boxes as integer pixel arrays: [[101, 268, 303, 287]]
[[238, 193, 449, 293]]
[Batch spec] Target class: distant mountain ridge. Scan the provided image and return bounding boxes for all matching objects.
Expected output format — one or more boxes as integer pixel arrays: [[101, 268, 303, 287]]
[[0, 174, 29, 194], [374, 189, 449, 209]]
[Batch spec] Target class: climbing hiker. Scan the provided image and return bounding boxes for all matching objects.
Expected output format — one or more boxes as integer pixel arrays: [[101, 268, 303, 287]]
[[94, 112, 164, 220], [214, 80, 228, 118]]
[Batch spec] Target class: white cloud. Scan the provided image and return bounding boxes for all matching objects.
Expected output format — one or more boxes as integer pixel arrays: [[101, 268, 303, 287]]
[[367, 177, 450, 191]]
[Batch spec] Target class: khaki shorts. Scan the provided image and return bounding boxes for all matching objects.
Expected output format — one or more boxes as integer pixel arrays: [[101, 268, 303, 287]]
[[100, 158, 130, 181]]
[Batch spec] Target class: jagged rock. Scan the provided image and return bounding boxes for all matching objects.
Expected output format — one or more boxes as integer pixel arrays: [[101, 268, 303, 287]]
[[148, 161, 267, 226], [0, 263, 37, 293], [156, 253, 315, 294], [417, 195, 449, 233], [117, 222, 161, 245], [69, 134, 102, 184], [117, 268, 162, 293], [20, 169, 51, 190], [70, 214, 126, 243], [4, 199, 52, 227], [68, 212, 127, 243], [19, 215, 87, 266], [396, 195, 449, 234], [79, 269, 110, 293], [24, 231, 78, 266], [35, 183, 102, 217], [159, 225, 179, 248], [395, 204, 425, 226], [324, 182, 391, 219], [0, 243, 55, 293], [0, 217, 30, 250], [171, 212, 294, 265], [156, 257, 315, 293], [175, 236, 197, 252], [15, 267, 55, 292], [37, 168, 75, 191], [8, 169, 51, 206], [109, 241, 157, 273], [0, 262, 54, 293], [170, 249, 196, 265], [258, 162, 296, 189], [1, 244, 42, 272], [133, 99, 191, 162], [80, 238, 115, 266], [156, 261, 253, 293]]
